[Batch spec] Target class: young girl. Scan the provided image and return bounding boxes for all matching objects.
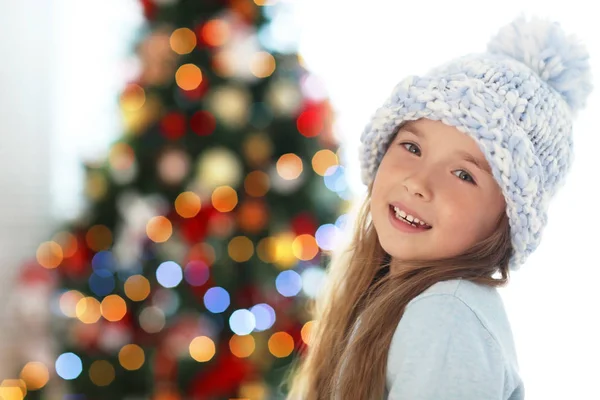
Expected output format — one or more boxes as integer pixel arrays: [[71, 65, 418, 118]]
[[283, 15, 593, 400]]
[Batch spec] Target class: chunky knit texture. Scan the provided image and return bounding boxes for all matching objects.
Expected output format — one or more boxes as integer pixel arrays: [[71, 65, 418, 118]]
[[359, 16, 593, 270]]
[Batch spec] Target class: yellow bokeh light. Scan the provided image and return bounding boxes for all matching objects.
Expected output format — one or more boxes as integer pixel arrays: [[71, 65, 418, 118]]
[[292, 234, 319, 261], [175, 191, 201, 218], [52, 231, 78, 258], [268, 332, 294, 358], [244, 171, 270, 197], [86, 225, 113, 252], [124, 275, 151, 302], [20, 362, 49, 391], [175, 64, 203, 91], [170, 28, 197, 55], [201, 19, 230, 47], [229, 334, 255, 358], [301, 320, 314, 346], [76, 297, 102, 324], [189, 336, 216, 362], [211, 186, 238, 212], [250, 51, 276, 78], [119, 83, 146, 112], [243, 133, 273, 168], [118, 344, 145, 371], [274, 233, 296, 268], [276, 154, 303, 180], [228, 236, 254, 262], [89, 360, 115, 387], [254, 0, 276, 5], [109, 143, 135, 171], [36, 241, 63, 269], [85, 170, 108, 201], [146, 216, 173, 243], [312, 149, 339, 176], [256, 237, 277, 263], [101, 295, 127, 322], [0, 379, 26, 400], [59, 290, 84, 318]]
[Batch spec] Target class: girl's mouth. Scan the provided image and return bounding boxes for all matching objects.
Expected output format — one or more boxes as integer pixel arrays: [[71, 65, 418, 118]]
[[388, 205, 432, 231]]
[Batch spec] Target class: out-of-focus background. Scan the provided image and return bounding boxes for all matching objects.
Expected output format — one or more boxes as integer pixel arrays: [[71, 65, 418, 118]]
[[0, 0, 598, 399]]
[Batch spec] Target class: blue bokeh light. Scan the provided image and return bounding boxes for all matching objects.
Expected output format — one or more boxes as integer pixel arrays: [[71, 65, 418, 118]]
[[324, 165, 347, 193], [301, 266, 327, 299], [91, 250, 115, 273], [156, 261, 183, 288], [55, 352, 82, 380], [251, 303, 276, 332], [315, 224, 340, 251], [275, 270, 302, 297], [229, 309, 256, 336], [88, 269, 115, 297], [204, 287, 230, 313]]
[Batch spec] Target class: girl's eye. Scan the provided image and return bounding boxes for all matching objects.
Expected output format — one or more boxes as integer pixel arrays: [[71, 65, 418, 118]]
[[453, 170, 476, 185], [401, 142, 421, 156]]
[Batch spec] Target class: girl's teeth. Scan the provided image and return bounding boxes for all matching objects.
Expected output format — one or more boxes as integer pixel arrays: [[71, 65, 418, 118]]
[[392, 206, 431, 228]]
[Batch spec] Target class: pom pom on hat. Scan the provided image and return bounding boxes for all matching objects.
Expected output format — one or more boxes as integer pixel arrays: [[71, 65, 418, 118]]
[[487, 15, 593, 112]]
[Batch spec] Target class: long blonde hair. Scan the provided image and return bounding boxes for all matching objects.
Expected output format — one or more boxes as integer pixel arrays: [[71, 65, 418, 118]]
[[281, 182, 512, 399]]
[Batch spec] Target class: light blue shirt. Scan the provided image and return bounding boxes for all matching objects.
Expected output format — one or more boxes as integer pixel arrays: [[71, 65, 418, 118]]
[[383, 278, 524, 399]]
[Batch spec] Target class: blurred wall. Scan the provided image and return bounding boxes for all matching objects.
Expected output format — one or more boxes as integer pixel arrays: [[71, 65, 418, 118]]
[[0, 0, 53, 379]]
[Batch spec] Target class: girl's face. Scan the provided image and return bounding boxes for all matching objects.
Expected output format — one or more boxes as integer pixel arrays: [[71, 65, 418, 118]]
[[370, 118, 506, 272]]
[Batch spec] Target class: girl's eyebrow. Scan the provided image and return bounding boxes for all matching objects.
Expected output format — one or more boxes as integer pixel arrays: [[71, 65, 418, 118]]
[[455, 150, 492, 175]]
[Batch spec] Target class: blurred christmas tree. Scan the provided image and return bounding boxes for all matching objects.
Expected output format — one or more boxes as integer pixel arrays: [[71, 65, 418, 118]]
[[12, 0, 350, 399]]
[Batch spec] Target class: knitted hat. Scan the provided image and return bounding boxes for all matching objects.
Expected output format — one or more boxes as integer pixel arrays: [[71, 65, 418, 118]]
[[358, 16, 593, 271]]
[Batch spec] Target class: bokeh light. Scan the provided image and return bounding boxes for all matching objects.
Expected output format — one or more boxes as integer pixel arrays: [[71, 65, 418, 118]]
[[170, 27, 197, 55], [55, 352, 82, 380], [188, 242, 216, 266], [189, 336, 216, 362], [20, 362, 49, 391], [312, 149, 339, 176], [272, 233, 296, 268], [276, 153, 303, 180], [301, 320, 314, 345], [89, 269, 115, 297], [0, 379, 26, 400], [118, 344, 145, 371], [250, 303, 276, 331], [175, 64, 203, 91], [228, 236, 254, 262], [156, 261, 183, 288], [86, 225, 113, 252], [89, 360, 115, 387], [91, 250, 115, 273], [190, 110, 216, 136], [175, 191, 201, 218], [250, 51, 276, 78], [36, 241, 63, 269], [292, 234, 319, 261], [237, 200, 268, 233], [268, 332, 294, 358], [101, 295, 127, 322], [211, 186, 238, 212], [297, 107, 323, 138], [315, 223, 342, 251], [256, 237, 277, 263], [200, 19, 230, 47], [76, 297, 102, 324], [146, 216, 173, 243], [59, 290, 84, 318], [301, 266, 327, 299], [275, 270, 302, 297], [203, 287, 230, 313], [119, 83, 146, 111], [139, 306, 166, 333], [243, 133, 273, 168], [229, 334, 256, 358], [183, 260, 210, 286], [109, 143, 135, 171], [244, 171, 270, 197], [323, 165, 348, 193], [229, 309, 256, 335], [52, 231, 78, 258], [124, 275, 151, 302]]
